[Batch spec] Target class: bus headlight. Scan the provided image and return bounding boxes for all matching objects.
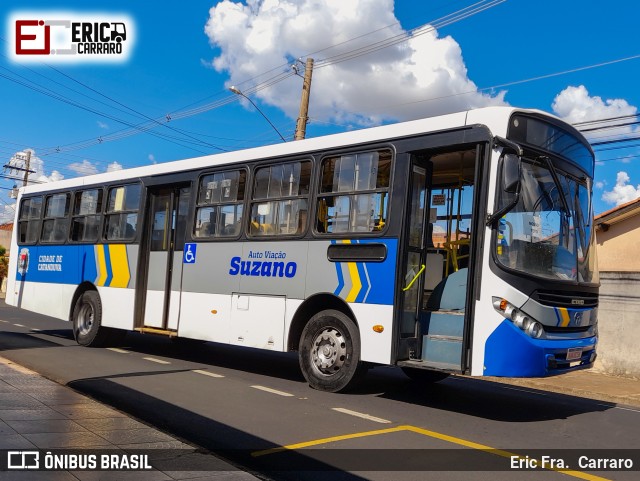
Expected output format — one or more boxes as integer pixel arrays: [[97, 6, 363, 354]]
[[513, 312, 529, 329], [492, 297, 545, 339], [525, 320, 543, 339]]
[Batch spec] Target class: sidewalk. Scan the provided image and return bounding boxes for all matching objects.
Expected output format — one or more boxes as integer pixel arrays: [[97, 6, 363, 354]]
[[483, 369, 640, 408], [0, 356, 260, 480]]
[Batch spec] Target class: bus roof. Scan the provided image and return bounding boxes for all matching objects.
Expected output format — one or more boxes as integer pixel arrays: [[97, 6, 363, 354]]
[[19, 106, 548, 195]]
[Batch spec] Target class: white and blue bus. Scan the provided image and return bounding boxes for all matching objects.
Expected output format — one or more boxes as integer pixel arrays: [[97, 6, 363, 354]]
[[6, 106, 599, 392]]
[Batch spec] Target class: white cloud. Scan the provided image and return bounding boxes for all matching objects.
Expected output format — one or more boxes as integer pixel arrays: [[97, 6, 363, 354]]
[[106, 161, 123, 172], [46, 170, 64, 182], [97, 121, 109, 129], [594, 181, 605, 190], [6, 149, 64, 184], [0, 203, 16, 224], [205, 0, 506, 126], [602, 171, 640, 206], [68, 159, 99, 176], [552, 85, 638, 142], [148, 154, 156, 163]]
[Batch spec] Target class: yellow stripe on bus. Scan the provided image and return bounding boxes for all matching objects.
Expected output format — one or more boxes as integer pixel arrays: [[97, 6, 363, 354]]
[[108, 244, 130, 288], [95, 245, 107, 287], [559, 308, 571, 327], [342, 240, 362, 302]]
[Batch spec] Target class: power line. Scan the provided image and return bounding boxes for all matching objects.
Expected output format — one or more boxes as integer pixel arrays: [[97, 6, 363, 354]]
[[574, 114, 639, 127], [47, 65, 228, 152], [0, 68, 214, 155]]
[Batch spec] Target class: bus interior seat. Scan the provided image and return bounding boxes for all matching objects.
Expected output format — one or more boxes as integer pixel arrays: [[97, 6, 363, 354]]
[[426, 268, 468, 312]]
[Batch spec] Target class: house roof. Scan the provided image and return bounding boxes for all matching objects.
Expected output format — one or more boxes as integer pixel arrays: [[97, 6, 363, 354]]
[[595, 197, 640, 231]]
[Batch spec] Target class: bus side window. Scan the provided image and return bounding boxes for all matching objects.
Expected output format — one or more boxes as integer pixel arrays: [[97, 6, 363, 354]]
[[70, 189, 103, 243], [18, 197, 43, 244], [104, 184, 141, 241], [40, 193, 70, 244], [249, 161, 311, 237], [316, 150, 391, 234], [194, 169, 246, 239]]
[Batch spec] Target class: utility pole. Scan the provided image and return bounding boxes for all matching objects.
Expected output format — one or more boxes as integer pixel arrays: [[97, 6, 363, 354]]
[[294, 58, 314, 141], [3, 150, 35, 195], [22, 149, 32, 186]]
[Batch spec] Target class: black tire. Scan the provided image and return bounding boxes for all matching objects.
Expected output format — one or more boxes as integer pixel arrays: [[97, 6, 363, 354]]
[[401, 367, 450, 383], [72, 290, 112, 347], [299, 309, 364, 393]]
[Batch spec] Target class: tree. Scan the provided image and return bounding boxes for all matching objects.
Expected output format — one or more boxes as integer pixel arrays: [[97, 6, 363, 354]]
[[0, 245, 7, 282]]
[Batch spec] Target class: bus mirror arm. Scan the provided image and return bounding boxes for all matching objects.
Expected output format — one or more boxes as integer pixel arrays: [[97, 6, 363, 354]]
[[486, 192, 519, 227], [486, 136, 523, 226], [493, 136, 523, 156]]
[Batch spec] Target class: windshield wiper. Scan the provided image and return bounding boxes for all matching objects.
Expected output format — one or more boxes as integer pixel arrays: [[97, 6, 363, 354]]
[[539, 156, 571, 219]]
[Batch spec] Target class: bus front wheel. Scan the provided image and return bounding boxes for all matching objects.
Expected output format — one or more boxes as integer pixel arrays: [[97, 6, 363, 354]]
[[72, 290, 112, 347], [299, 310, 363, 393]]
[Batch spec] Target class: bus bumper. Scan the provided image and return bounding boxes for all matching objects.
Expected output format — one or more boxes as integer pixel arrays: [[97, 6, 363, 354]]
[[483, 320, 597, 377]]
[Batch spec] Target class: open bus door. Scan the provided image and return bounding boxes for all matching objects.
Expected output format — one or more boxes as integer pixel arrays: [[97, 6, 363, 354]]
[[397, 146, 483, 379]]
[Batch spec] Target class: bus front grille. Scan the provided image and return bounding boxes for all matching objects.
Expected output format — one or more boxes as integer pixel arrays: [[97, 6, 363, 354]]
[[533, 290, 599, 308]]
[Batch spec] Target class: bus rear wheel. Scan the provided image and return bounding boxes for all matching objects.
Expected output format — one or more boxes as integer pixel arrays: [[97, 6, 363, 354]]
[[72, 290, 112, 347], [299, 310, 363, 393]]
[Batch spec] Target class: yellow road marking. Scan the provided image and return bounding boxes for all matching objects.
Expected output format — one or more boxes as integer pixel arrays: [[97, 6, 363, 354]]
[[252, 424, 612, 481], [252, 426, 406, 457]]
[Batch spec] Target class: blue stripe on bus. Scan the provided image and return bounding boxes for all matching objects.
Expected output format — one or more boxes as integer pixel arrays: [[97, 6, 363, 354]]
[[102, 244, 113, 286], [333, 243, 345, 297], [355, 261, 368, 303], [81, 245, 98, 283], [358, 238, 396, 305]]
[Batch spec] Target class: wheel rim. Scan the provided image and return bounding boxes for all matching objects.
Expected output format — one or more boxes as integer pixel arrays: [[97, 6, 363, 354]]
[[76, 302, 94, 336], [310, 326, 347, 376]]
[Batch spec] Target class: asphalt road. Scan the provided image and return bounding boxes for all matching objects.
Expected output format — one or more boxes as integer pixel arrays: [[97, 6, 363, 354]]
[[0, 301, 638, 481]]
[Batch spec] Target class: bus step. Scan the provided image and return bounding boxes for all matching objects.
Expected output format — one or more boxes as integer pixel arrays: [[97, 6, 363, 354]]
[[135, 327, 178, 337]]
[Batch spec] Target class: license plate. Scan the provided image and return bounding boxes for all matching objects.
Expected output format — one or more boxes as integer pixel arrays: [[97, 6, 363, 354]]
[[566, 348, 582, 361]]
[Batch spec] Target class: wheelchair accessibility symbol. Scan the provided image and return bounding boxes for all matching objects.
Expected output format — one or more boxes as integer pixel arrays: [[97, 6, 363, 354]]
[[183, 243, 197, 264]]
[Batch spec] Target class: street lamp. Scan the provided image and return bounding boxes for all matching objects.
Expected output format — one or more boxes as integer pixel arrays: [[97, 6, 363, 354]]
[[229, 86, 286, 143]]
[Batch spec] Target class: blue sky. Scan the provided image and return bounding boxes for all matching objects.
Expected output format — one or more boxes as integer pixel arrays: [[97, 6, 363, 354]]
[[1, 0, 639, 221]]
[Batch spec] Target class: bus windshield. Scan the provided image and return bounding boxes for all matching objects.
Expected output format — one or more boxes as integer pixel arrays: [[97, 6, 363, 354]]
[[496, 160, 598, 284]]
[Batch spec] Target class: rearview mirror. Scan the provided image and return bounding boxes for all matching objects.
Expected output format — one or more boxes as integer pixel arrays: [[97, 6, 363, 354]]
[[503, 153, 521, 194]]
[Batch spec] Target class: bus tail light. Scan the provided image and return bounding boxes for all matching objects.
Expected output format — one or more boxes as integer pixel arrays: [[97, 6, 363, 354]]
[[492, 297, 543, 339]]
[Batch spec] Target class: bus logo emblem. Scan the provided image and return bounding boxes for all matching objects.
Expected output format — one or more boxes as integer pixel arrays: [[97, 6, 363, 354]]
[[17, 248, 29, 275], [571, 299, 584, 305]]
